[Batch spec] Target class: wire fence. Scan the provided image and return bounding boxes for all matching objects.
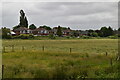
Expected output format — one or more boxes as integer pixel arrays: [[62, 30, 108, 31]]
[[2, 44, 118, 58], [2, 45, 78, 53]]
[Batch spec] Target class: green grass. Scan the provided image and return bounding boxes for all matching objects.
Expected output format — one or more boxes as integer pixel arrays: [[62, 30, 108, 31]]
[[2, 39, 119, 79]]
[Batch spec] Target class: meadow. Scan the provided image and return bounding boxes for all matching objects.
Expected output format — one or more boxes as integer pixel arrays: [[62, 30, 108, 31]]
[[2, 39, 119, 79]]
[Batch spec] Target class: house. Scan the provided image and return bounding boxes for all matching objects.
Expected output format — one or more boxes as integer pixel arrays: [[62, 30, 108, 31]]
[[71, 30, 80, 37], [79, 30, 89, 36], [62, 29, 71, 36], [52, 27, 58, 36], [13, 27, 32, 35], [32, 27, 50, 36], [70, 30, 89, 37], [52, 27, 71, 36], [13, 26, 72, 36]]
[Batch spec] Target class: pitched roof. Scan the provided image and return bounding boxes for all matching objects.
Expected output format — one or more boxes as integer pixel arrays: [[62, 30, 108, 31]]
[[14, 27, 29, 31], [63, 29, 71, 32], [33, 28, 46, 31]]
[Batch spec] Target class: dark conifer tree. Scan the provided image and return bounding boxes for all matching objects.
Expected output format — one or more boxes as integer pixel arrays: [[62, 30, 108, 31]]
[[29, 24, 37, 30], [57, 26, 62, 37], [19, 10, 28, 28]]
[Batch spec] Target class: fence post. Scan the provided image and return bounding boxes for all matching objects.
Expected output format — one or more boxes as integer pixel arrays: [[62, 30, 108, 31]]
[[42, 46, 44, 52], [11, 45, 14, 52], [70, 48, 72, 53], [105, 52, 108, 56], [2, 46, 5, 53], [22, 46, 24, 51], [2, 65, 4, 79]]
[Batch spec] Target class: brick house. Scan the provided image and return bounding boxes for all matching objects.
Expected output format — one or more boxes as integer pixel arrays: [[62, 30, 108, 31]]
[[52, 27, 71, 36], [13, 27, 72, 36], [52, 27, 58, 36], [62, 29, 71, 36], [32, 27, 50, 36], [13, 27, 32, 35]]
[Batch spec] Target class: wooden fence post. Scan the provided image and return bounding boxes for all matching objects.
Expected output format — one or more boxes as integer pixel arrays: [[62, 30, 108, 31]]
[[2, 65, 4, 79], [22, 46, 24, 51], [105, 52, 108, 56], [70, 48, 72, 53], [42, 46, 44, 52], [2, 46, 5, 53], [11, 45, 14, 52]]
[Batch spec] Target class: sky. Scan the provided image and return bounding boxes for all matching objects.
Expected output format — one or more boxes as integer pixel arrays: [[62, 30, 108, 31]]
[[1, 0, 119, 30]]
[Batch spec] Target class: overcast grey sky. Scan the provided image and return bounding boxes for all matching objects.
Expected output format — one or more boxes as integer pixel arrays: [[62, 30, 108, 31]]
[[1, 2, 118, 30]]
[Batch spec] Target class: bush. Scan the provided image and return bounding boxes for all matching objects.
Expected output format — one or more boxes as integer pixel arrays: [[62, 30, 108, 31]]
[[81, 35, 90, 39], [49, 34, 56, 39], [1, 27, 12, 39], [90, 32, 98, 37], [3, 35, 12, 39], [66, 36, 70, 39], [13, 34, 34, 39], [108, 35, 118, 39], [28, 34, 34, 38]]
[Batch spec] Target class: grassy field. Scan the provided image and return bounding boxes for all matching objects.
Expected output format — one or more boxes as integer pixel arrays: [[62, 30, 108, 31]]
[[2, 39, 119, 79]]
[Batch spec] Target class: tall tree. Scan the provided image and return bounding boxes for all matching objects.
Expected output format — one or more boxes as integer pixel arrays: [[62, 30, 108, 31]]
[[29, 24, 37, 30], [13, 25, 20, 30], [100, 27, 109, 37], [19, 10, 28, 28], [39, 25, 51, 30], [56, 26, 62, 37], [108, 26, 113, 36], [100, 26, 113, 37], [88, 29, 94, 36], [118, 28, 120, 31], [68, 27, 70, 30]]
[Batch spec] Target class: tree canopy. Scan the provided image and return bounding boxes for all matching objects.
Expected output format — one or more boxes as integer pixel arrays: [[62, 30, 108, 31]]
[[19, 10, 28, 28], [1, 27, 11, 39], [39, 25, 51, 30], [13, 25, 20, 30], [118, 28, 120, 31], [56, 26, 62, 37], [100, 26, 113, 37], [29, 24, 37, 30]]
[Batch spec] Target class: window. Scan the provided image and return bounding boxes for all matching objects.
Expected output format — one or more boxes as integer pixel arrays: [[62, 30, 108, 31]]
[[23, 30, 26, 33], [20, 31, 22, 33], [27, 30, 29, 33], [44, 30, 47, 33], [41, 30, 44, 33]]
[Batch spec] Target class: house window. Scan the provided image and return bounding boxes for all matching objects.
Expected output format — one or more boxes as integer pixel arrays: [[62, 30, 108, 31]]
[[44, 30, 47, 34], [20, 31, 22, 33], [63, 32, 65, 34], [23, 30, 26, 33], [27, 30, 29, 33], [41, 30, 44, 33]]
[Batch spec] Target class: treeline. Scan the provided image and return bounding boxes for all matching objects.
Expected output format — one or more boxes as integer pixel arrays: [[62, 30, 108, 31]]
[[0, 26, 119, 39], [87, 26, 116, 37]]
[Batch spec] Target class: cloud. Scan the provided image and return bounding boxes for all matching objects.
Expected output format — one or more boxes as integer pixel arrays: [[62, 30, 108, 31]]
[[1, 2, 118, 30]]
